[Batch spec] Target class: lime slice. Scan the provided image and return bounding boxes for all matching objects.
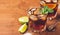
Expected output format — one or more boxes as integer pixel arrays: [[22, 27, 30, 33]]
[[18, 23, 27, 33], [46, 4, 56, 9], [18, 16, 29, 24]]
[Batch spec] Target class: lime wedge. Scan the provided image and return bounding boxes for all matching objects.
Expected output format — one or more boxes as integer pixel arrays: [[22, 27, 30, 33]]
[[18, 23, 27, 33], [18, 16, 29, 24]]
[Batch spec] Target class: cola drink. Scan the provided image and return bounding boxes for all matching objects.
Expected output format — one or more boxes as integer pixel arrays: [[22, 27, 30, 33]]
[[40, 0, 58, 20], [28, 8, 47, 32]]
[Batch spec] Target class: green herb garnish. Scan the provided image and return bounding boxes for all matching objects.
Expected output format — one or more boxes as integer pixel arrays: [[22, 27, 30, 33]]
[[40, 6, 54, 14], [48, 8, 54, 13]]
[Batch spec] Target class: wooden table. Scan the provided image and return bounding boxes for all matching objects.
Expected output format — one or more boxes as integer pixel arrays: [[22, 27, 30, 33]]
[[0, 0, 60, 35]]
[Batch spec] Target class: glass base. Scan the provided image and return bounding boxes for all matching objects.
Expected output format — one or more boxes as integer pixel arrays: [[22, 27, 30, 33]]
[[31, 25, 46, 33]]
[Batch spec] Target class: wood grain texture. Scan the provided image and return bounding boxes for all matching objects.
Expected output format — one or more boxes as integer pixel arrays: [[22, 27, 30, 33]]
[[0, 0, 60, 35]]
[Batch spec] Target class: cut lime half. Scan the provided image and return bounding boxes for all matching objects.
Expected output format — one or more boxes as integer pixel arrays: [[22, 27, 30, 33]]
[[18, 23, 28, 33], [18, 16, 29, 24]]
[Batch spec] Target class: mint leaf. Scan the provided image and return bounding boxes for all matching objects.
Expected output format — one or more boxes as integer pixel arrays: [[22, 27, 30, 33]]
[[48, 8, 54, 13], [44, 6, 48, 12], [42, 8, 45, 14], [41, 6, 48, 14], [41, 8, 48, 14], [44, 11, 48, 14], [44, 6, 48, 9], [40, 8, 44, 14], [39, 6, 54, 15]]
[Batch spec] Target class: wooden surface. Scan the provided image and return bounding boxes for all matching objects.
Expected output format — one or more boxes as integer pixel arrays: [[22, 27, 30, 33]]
[[0, 0, 60, 35]]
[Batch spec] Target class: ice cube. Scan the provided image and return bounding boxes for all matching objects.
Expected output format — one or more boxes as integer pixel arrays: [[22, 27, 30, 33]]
[[45, 0, 51, 2], [52, 0, 57, 3], [30, 15, 38, 21], [28, 8, 37, 15], [31, 8, 37, 12], [28, 11, 32, 16], [34, 8, 40, 15], [38, 15, 47, 20], [40, 1, 45, 6]]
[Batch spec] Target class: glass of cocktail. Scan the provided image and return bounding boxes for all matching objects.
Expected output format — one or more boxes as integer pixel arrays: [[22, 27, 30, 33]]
[[28, 8, 47, 32], [40, 0, 58, 20], [40, 0, 58, 31]]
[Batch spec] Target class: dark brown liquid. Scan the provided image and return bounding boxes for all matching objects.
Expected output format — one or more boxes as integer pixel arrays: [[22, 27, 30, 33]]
[[29, 19, 46, 31]]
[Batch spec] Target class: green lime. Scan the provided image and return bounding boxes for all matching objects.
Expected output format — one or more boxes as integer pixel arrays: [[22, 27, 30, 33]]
[[18, 16, 29, 24], [18, 23, 27, 33]]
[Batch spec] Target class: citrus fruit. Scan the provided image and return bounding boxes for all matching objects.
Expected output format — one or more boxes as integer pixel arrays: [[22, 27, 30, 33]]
[[18, 16, 29, 24], [46, 4, 56, 9], [18, 23, 27, 33]]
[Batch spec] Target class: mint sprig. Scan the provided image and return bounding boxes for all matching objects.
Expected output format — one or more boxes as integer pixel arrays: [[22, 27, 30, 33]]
[[40, 6, 54, 14], [48, 8, 54, 13]]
